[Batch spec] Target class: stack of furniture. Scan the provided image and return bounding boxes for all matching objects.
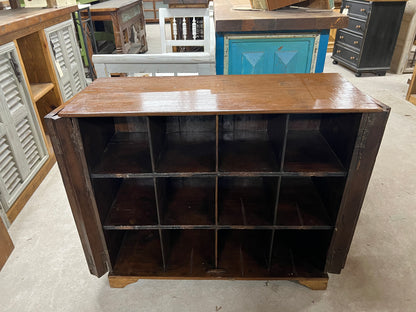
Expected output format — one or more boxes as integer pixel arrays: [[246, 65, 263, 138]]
[[214, 0, 348, 75], [46, 73, 389, 290], [0, 6, 86, 223], [332, 0, 407, 76], [92, 3, 215, 77], [86, 0, 148, 54]]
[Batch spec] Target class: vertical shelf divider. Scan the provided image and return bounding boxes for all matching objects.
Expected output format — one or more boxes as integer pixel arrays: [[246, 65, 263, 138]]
[[146, 116, 167, 271], [215, 115, 219, 268], [268, 114, 289, 271]]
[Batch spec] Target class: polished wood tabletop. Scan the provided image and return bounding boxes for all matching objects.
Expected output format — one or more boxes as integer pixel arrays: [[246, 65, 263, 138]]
[[56, 73, 385, 117]]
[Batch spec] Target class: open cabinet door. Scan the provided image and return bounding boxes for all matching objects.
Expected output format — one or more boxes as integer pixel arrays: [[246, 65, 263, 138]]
[[0, 213, 14, 271], [45, 115, 110, 277]]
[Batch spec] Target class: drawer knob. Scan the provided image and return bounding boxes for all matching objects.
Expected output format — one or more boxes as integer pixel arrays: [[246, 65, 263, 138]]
[[354, 41, 359, 44], [350, 56, 356, 60], [340, 35, 345, 39], [360, 8, 366, 12], [345, 5, 350, 8], [337, 50, 341, 53], [356, 25, 361, 29]]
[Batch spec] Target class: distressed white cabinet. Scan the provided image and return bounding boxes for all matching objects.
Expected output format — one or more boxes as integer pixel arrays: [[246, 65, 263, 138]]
[[0, 42, 48, 214], [45, 19, 87, 102]]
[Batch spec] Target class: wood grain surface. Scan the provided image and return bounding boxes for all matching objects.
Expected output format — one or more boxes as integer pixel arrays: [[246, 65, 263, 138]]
[[214, 0, 348, 32], [55, 74, 384, 117]]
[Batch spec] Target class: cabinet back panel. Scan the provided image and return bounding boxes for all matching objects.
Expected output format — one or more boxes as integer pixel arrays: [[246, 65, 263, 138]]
[[288, 114, 321, 130], [114, 116, 148, 133]]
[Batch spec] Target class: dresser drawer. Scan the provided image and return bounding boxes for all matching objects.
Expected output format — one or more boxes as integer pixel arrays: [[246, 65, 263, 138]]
[[336, 30, 363, 51], [345, 16, 367, 36], [344, 0, 371, 19], [333, 44, 360, 66]]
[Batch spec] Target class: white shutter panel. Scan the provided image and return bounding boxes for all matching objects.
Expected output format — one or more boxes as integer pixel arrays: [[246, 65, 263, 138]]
[[45, 19, 87, 102], [0, 42, 48, 211]]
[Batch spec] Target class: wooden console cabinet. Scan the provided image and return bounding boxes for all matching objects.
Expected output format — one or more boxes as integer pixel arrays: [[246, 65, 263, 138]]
[[46, 74, 389, 289]]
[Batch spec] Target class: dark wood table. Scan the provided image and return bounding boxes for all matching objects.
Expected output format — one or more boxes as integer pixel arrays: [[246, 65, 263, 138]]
[[88, 0, 148, 54]]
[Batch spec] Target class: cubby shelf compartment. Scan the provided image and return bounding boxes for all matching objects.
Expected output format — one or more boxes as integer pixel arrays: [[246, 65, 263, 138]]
[[102, 179, 158, 229], [283, 130, 346, 175], [110, 229, 215, 277], [269, 230, 331, 278], [79, 117, 153, 177], [218, 115, 286, 173], [218, 177, 277, 226], [94, 132, 152, 176], [156, 177, 215, 226], [276, 177, 335, 228], [149, 116, 216, 173], [111, 230, 164, 277]]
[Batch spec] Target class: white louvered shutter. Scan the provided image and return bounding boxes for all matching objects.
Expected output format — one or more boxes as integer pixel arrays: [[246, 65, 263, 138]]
[[45, 19, 87, 102], [0, 42, 48, 211]]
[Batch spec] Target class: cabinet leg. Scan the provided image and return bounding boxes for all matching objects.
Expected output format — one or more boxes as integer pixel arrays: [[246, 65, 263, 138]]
[[297, 278, 328, 290], [332, 60, 338, 65], [377, 72, 386, 76], [108, 275, 141, 288], [355, 72, 362, 77]]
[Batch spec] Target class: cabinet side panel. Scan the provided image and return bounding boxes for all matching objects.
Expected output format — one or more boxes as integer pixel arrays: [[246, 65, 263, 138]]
[[359, 2, 406, 69], [45, 116, 110, 277], [325, 110, 389, 273]]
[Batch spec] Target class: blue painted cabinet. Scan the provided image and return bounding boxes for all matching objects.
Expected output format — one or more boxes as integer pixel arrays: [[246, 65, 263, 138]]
[[225, 34, 319, 75]]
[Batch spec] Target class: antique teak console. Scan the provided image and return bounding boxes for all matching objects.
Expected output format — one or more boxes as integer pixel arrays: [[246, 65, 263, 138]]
[[46, 74, 389, 289]]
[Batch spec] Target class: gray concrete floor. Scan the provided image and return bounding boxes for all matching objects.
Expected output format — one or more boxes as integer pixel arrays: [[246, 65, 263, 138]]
[[1, 26, 416, 311]]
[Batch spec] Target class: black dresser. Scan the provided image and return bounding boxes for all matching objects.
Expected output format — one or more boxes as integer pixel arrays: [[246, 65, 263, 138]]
[[332, 0, 407, 77]]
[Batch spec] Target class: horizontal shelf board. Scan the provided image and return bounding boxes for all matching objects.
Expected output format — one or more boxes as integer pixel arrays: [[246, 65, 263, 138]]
[[160, 178, 215, 225], [219, 138, 279, 172], [103, 225, 334, 230], [156, 132, 216, 173], [57, 74, 385, 117], [31, 82, 54, 102], [283, 130, 346, 174], [104, 179, 158, 227], [92, 132, 152, 175], [91, 171, 347, 178], [277, 178, 332, 227]]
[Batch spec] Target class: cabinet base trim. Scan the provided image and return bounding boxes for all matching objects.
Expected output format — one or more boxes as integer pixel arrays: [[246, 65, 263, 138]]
[[108, 273, 328, 290]]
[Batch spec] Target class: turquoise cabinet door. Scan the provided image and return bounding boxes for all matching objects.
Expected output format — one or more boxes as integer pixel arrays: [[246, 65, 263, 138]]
[[227, 36, 317, 75]]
